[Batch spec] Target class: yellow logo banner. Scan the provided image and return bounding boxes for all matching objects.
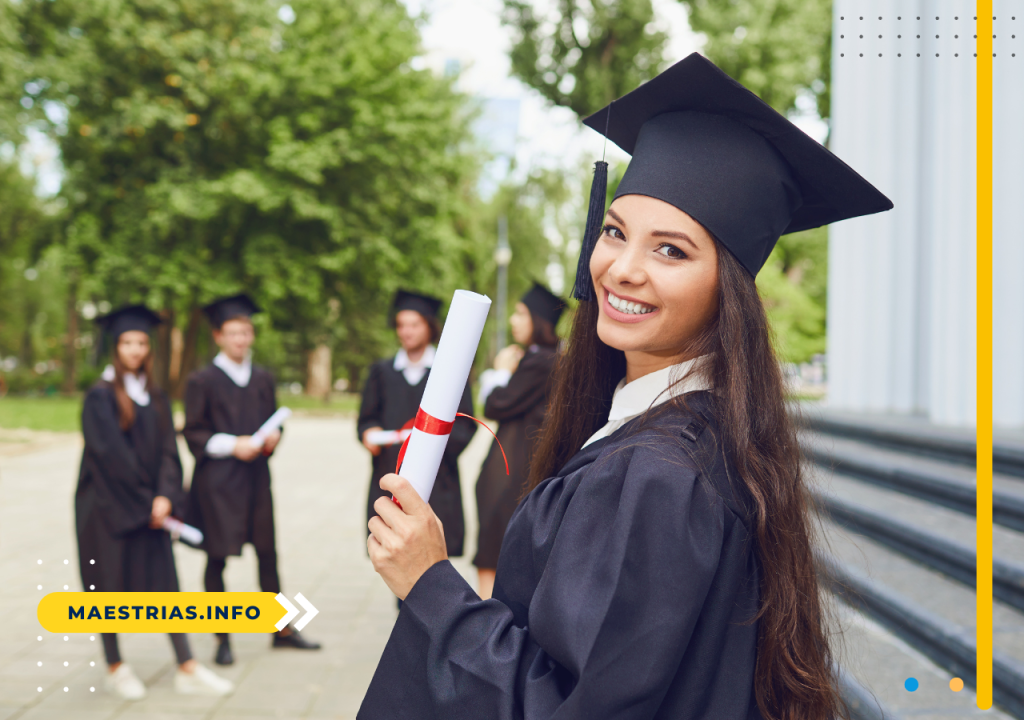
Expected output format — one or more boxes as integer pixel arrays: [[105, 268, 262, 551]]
[[37, 592, 288, 633]]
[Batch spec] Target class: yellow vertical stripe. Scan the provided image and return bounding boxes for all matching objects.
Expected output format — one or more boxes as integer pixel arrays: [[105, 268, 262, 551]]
[[976, 0, 994, 711]]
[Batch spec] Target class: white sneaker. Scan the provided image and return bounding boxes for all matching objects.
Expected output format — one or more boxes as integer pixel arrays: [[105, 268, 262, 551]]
[[174, 663, 234, 696], [104, 664, 146, 700]]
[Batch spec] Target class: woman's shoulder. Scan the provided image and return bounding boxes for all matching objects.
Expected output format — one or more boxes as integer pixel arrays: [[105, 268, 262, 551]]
[[84, 381, 115, 403], [593, 396, 748, 518]]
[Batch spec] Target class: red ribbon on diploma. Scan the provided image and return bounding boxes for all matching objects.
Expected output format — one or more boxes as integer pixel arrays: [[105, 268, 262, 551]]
[[395, 409, 509, 476]]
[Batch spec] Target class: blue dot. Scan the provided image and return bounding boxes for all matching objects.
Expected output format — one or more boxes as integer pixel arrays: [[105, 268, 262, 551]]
[[905, 677, 919, 692]]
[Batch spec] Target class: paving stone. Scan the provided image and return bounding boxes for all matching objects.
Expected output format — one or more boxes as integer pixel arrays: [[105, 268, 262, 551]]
[[0, 416, 492, 718]]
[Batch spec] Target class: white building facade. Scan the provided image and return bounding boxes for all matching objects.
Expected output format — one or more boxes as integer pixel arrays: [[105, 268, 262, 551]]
[[827, 0, 1023, 427]]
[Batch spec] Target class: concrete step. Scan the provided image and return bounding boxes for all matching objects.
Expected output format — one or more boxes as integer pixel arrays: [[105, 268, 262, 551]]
[[802, 431, 1024, 532], [810, 472, 1024, 612], [798, 407, 1024, 478], [821, 520, 1024, 718], [834, 601, 1014, 719]]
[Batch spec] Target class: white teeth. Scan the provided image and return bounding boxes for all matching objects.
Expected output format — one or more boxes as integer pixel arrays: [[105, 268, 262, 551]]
[[608, 293, 654, 315]]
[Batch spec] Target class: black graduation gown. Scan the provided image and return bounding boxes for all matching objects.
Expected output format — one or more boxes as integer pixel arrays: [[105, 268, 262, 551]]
[[357, 358, 476, 557], [183, 364, 278, 559], [358, 392, 764, 720], [76, 383, 185, 594], [474, 346, 556, 568]]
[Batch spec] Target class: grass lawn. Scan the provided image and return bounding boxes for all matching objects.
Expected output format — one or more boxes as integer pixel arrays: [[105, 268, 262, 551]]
[[0, 391, 361, 433], [0, 395, 84, 433]]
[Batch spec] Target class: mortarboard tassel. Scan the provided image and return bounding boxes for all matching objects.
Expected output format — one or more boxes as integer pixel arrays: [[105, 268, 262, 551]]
[[571, 159, 609, 301]]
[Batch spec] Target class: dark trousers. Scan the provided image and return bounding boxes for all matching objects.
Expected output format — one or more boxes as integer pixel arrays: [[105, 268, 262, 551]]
[[102, 633, 191, 666], [205, 551, 282, 639]]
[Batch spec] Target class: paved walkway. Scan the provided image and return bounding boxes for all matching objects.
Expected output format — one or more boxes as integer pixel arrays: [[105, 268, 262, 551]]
[[0, 416, 492, 720]]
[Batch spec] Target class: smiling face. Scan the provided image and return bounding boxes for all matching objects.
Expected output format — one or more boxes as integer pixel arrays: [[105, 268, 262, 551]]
[[116, 331, 151, 373], [213, 318, 255, 363], [590, 194, 720, 380]]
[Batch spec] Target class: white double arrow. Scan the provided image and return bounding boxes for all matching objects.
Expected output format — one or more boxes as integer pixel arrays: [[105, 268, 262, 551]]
[[274, 592, 319, 631]]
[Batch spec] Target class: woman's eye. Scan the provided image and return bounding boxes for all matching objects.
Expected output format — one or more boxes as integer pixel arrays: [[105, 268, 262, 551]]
[[602, 224, 624, 240], [656, 244, 686, 260]]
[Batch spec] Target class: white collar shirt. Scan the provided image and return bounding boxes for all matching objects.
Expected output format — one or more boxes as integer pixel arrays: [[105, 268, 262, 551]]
[[393, 345, 436, 386], [582, 356, 712, 448], [213, 351, 252, 388], [101, 365, 151, 406]]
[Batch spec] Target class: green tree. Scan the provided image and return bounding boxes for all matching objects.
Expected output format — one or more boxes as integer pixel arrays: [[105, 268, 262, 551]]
[[3, 0, 482, 395], [678, 0, 832, 120], [501, 0, 669, 118]]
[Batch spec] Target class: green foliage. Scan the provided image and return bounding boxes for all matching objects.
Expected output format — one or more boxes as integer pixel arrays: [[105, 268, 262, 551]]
[[2, 0, 484, 393], [678, 0, 832, 120], [756, 244, 825, 364], [501, 0, 669, 117], [0, 395, 82, 432]]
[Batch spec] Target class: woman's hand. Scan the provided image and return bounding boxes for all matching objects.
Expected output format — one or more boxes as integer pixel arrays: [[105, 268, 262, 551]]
[[367, 473, 447, 600], [150, 496, 172, 528], [494, 344, 525, 373]]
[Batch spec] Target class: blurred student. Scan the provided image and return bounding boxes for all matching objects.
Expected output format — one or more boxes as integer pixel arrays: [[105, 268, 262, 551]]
[[357, 290, 476, 563], [183, 294, 320, 667], [473, 283, 563, 598], [76, 305, 233, 700]]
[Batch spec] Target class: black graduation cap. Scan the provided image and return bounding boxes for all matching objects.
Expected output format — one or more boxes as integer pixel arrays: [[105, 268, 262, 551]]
[[95, 304, 163, 340], [520, 282, 565, 327], [202, 294, 261, 329], [391, 289, 442, 324], [572, 52, 893, 299]]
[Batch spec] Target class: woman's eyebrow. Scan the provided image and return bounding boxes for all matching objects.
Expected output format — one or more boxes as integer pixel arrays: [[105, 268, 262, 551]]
[[652, 229, 699, 251], [606, 208, 627, 227]]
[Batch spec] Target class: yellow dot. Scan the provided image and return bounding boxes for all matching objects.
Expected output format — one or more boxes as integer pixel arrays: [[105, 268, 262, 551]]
[[950, 677, 964, 692]]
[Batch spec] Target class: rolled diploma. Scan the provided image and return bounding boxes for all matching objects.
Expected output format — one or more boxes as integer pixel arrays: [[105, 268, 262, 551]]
[[250, 407, 292, 448], [366, 429, 411, 446], [162, 517, 204, 546], [398, 290, 491, 502]]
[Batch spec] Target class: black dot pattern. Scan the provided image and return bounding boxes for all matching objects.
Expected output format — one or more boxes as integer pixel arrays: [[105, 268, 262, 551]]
[[835, 15, 1017, 59]]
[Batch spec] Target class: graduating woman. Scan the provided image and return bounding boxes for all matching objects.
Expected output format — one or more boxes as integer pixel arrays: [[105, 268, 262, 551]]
[[358, 54, 892, 720], [474, 283, 563, 599], [358, 289, 476, 559], [76, 305, 233, 700]]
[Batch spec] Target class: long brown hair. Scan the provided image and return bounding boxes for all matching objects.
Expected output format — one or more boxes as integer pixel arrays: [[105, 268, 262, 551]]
[[528, 311, 560, 348], [110, 344, 154, 432], [529, 239, 842, 720]]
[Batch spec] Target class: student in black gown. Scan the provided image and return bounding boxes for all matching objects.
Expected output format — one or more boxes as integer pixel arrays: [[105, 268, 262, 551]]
[[357, 290, 476, 560], [76, 306, 233, 700], [183, 294, 320, 666], [359, 54, 893, 720], [473, 283, 563, 599]]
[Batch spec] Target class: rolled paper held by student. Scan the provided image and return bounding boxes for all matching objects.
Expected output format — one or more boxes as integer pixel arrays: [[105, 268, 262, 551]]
[[162, 517, 204, 546], [250, 406, 292, 447], [398, 290, 491, 502]]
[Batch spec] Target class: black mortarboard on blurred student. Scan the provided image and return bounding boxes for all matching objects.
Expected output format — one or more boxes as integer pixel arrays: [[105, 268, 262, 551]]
[[572, 52, 893, 300], [95, 305, 163, 358], [520, 283, 565, 327], [391, 289, 443, 325], [202, 294, 261, 330]]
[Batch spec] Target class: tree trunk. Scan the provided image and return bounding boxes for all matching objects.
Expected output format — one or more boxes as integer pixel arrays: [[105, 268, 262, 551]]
[[306, 344, 332, 400], [169, 305, 203, 399], [62, 278, 79, 395]]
